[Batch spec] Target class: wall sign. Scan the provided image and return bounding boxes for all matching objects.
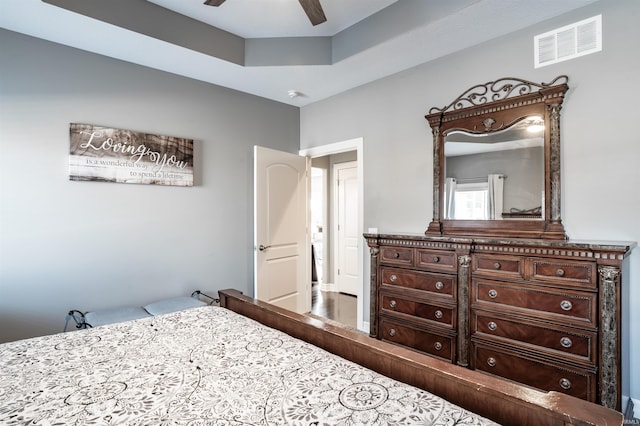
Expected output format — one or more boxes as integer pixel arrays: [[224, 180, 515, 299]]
[[69, 123, 194, 187]]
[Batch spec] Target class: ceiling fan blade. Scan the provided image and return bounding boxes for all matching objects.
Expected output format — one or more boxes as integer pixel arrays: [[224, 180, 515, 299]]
[[203, 0, 226, 6], [299, 0, 327, 26]]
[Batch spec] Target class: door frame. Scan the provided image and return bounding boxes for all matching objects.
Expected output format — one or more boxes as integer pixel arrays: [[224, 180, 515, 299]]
[[299, 138, 365, 332]]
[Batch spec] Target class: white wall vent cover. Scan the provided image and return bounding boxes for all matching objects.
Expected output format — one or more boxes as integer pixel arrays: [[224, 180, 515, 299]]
[[534, 15, 602, 68]]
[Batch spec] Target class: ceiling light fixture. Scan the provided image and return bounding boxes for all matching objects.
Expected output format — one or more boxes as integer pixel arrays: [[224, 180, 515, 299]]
[[288, 90, 305, 99]]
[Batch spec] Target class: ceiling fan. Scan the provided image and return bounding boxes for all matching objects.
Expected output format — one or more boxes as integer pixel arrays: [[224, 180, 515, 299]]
[[203, 0, 327, 26]]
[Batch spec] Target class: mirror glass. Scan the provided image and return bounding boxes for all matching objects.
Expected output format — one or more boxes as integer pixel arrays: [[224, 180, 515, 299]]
[[443, 116, 544, 220]]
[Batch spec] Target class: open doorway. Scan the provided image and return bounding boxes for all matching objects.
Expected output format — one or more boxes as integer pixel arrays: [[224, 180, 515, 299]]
[[300, 139, 364, 331]]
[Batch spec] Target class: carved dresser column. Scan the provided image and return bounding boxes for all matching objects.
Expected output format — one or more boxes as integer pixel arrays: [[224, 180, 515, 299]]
[[425, 116, 442, 235], [599, 265, 621, 409], [457, 255, 471, 367], [365, 236, 380, 338], [368, 245, 380, 338], [542, 88, 565, 228]]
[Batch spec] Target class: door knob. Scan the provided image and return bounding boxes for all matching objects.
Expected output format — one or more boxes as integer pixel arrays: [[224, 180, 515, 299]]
[[258, 244, 271, 252]]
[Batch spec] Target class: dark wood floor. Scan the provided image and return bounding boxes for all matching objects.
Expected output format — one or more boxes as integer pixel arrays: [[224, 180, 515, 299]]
[[310, 285, 357, 329]]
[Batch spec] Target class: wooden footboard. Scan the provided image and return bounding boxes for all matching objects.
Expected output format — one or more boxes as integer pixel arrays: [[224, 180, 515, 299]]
[[219, 289, 622, 426]]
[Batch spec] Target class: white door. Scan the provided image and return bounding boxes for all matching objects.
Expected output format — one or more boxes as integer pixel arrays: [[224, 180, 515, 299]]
[[254, 146, 310, 314], [335, 162, 359, 296]]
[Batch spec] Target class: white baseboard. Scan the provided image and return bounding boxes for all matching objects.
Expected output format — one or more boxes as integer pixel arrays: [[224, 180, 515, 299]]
[[623, 396, 639, 420], [631, 397, 639, 420]]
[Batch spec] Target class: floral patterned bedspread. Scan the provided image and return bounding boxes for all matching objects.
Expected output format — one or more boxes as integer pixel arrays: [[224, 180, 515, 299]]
[[0, 306, 499, 425]]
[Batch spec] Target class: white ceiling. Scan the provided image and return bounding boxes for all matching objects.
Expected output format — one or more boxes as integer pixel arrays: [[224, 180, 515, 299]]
[[0, 0, 597, 107], [147, 0, 399, 38]]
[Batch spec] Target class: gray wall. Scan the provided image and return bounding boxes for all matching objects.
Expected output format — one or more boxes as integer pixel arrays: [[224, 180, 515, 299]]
[[0, 29, 300, 343], [300, 0, 640, 406]]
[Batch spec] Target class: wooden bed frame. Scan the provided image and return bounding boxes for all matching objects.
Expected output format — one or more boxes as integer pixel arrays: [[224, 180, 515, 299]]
[[219, 289, 622, 426]]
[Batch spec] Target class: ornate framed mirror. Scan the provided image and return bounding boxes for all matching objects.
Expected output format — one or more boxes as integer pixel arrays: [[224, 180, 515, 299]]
[[425, 76, 569, 240]]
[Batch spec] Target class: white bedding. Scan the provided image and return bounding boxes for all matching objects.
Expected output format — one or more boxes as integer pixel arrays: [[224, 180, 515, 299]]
[[0, 306, 499, 425]]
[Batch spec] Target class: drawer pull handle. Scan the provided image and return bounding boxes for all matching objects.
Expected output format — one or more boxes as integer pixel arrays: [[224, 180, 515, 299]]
[[434, 310, 443, 319], [390, 274, 398, 282], [435, 281, 444, 290], [433, 256, 440, 263], [388, 328, 396, 337], [488, 289, 498, 299], [559, 378, 572, 390], [493, 262, 501, 270], [488, 321, 497, 331], [556, 268, 565, 277], [487, 357, 497, 367], [434, 342, 443, 351], [389, 300, 397, 308], [393, 252, 400, 259], [560, 337, 573, 348], [560, 300, 573, 311]]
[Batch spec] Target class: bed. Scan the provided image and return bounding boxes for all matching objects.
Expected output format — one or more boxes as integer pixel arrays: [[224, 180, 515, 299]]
[[0, 289, 622, 425]]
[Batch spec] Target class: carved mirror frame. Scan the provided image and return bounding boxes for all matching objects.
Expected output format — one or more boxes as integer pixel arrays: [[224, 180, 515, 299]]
[[425, 76, 569, 240]]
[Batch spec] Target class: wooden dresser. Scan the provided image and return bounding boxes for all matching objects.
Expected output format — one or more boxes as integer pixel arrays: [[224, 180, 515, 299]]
[[365, 233, 635, 410]]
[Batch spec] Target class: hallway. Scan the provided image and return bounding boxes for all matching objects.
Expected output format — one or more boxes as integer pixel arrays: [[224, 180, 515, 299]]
[[310, 285, 357, 329]]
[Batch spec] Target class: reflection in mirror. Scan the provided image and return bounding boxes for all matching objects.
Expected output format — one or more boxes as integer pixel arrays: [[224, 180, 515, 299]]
[[444, 116, 544, 220]]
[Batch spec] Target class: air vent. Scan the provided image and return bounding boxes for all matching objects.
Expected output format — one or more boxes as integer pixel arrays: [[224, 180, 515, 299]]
[[534, 15, 602, 68]]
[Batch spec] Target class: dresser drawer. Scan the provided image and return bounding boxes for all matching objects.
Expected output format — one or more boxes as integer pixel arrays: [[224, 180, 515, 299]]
[[380, 319, 454, 362], [472, 343, 596, 402], [416, 249, 457, 272], [380, 267, 456, 299], [472, 254, 524, 279], [380, 246, 413, 266], [380, 292, 455, 329], [472, 279, 597, 327], [527, 258, 596, 289], [471, 311, 596, 365]]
